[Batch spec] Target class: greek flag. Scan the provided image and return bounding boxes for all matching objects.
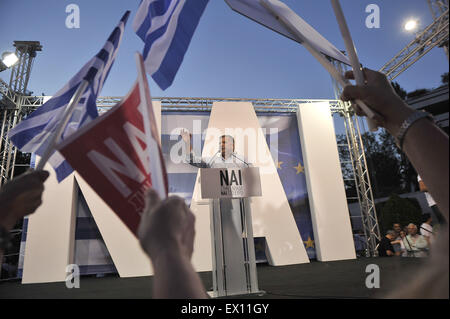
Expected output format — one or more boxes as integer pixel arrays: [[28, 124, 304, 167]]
[[133, 0, 209, 90], [9, 11, 130, 182]]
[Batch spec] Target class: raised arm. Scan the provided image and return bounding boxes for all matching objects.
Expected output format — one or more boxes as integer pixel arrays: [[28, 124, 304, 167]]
[[138, 189, 207, 299], [341, 69, 449, 221], [180, 129, 209, 168], [0, 170, 49, 262]]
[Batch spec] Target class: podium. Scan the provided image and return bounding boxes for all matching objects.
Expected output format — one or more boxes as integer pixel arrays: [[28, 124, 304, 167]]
[[200, 167, 263, 297]]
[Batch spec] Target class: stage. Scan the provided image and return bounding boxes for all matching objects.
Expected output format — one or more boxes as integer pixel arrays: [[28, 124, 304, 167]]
[[0, 258, 426, 299]]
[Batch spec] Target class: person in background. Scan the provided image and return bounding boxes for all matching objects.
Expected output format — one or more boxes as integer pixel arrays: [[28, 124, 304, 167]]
[[391, 223, 403, 255], [420, 213, 434, 246], [341, 68, 448, 298], [418, 175, 446, 226], [0, 170, 49, 263], [377, 230, 397, 257], [398, 230, 407, 257], [390, 230, 408, 257], [393, 223, 402, 237], [403, 223, 429, 258]]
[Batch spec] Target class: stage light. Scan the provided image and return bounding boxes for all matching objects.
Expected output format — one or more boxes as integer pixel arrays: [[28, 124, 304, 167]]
[[1, 51, 19, 68], [404, 19, 418, 31]]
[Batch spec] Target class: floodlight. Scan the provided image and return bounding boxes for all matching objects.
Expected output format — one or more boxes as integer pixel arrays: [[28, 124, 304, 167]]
[[404, 20, 418, 31], [1, 52, 19, 68]]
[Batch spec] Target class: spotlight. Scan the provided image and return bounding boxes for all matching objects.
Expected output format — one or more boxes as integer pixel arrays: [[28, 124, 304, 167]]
[[404, 19, 418, 32], [1, 52, 19, 68]]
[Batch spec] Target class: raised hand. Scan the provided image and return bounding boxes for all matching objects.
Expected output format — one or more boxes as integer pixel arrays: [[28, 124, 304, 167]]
[[0, 170, 49, 231], [341, 68, 414, 136]]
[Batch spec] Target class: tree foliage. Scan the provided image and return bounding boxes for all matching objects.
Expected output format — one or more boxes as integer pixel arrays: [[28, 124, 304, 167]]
[[337, 129, 417, 200], [376, 194, 422, 234]]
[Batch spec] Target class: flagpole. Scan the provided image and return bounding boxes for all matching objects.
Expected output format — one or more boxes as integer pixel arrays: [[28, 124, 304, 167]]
[[134, 52, 167, 200], [259, 0, 381, 130], [36, 80, 89, 170], [330, 0, 379, 131]]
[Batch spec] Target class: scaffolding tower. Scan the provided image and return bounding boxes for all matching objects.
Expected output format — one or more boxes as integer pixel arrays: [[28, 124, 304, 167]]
[[0, 41, 42, 187], [330, 59, 381, 257]]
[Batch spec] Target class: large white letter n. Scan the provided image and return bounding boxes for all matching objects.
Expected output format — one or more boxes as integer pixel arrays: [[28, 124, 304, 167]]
[[87, 138, 146, 197]]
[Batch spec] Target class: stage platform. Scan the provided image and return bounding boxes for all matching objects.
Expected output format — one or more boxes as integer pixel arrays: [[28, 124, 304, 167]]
[[0, 258, 426, 299]]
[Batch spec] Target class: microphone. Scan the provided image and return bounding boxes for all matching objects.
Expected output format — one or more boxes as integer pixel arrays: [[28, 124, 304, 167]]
[[207, 150, 220, 166], [232, 153, 250, 167]]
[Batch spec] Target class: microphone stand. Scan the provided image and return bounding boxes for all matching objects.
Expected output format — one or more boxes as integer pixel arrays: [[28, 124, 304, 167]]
[[207, 150, 220, 167], [232, 153, 250, 167]]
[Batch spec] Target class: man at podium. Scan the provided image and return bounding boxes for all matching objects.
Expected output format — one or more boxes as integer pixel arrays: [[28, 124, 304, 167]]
[[180, 130, 259, 297], [180, 130, 249, 169]]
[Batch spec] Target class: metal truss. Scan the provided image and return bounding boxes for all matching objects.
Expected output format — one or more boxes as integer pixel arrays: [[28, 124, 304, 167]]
[[0, 78, 17, 106], [16, 95, 344, 115], [380, 0, 449, 80], [341, 107, 381, 257], [0, 42, 41, 186], [19, 95, 343, 116], [428, 0, 450, 27], [0, 90, 25, 186], [8, 41, 42, 95], [330, 59, 380, 257], [95, 96, 344, 114]]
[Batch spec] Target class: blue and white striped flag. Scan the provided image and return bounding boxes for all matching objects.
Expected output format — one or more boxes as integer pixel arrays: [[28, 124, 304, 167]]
[[9, 11, 130, 182], [133, 0, 209, 90]]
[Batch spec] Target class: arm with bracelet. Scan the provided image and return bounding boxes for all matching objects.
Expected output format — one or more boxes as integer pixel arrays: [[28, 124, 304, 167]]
[[341, 68, 449, 220]]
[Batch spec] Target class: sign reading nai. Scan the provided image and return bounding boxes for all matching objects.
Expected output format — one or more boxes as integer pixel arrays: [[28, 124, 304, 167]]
[[201, 167, 262, 199]]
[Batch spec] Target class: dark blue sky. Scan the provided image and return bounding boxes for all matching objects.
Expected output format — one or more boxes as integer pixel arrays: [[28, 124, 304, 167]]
[[0, 0, 448, 99]]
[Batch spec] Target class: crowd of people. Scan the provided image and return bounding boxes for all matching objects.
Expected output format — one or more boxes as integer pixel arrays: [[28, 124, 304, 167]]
[[378, 214, 440, 258], [0, 68, 448, 298]]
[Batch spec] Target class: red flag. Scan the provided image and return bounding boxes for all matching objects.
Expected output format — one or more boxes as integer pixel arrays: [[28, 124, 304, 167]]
[[57, 53, 168, 235]]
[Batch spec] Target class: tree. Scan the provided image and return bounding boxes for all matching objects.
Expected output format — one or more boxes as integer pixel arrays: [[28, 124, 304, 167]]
[[364, 130, 404, 197], [336, 133, 358, 201], [337, 129, 417, 199]]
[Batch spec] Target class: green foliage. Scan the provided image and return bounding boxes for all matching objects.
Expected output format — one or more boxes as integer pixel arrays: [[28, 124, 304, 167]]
[[363, 130, 403, 196], [337, 128, 417, 199], [377, 194, 423, 235]]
